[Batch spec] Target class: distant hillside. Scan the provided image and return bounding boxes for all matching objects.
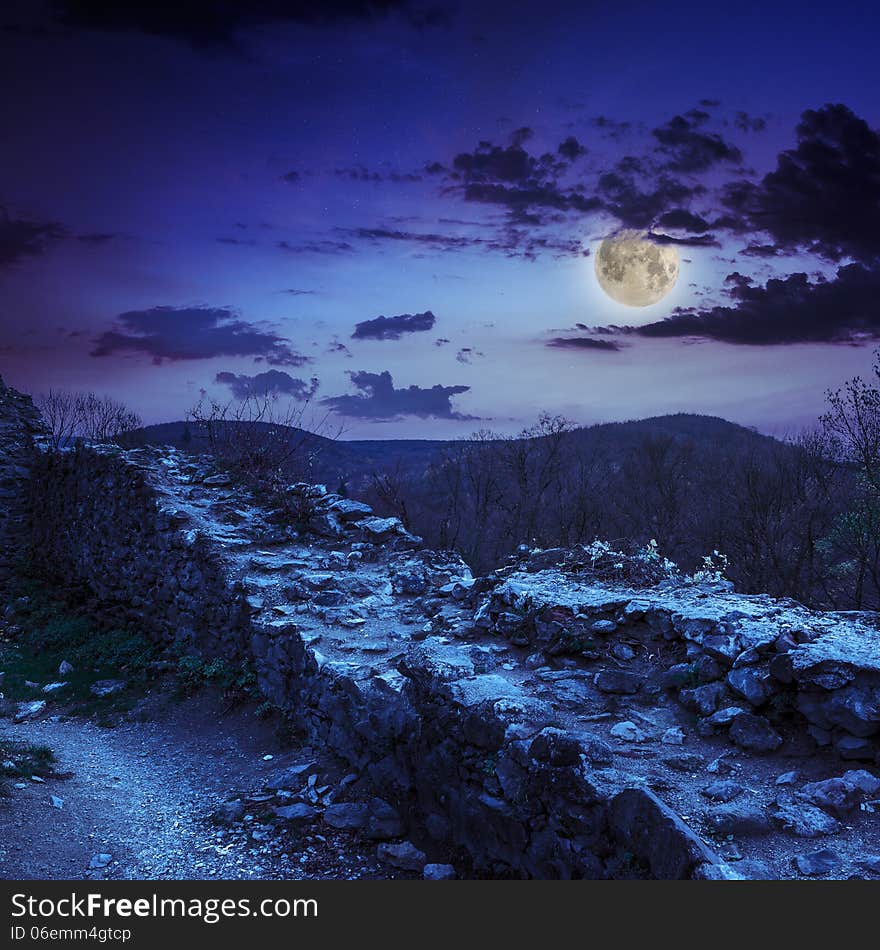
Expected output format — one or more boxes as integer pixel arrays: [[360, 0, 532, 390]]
[[130, 413, 785, 492]]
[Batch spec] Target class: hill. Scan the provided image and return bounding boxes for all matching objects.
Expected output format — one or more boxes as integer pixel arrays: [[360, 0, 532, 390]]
[[129, 413, 783, 491]]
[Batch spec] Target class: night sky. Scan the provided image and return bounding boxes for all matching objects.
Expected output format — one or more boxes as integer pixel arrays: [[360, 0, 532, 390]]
[[3, 0, 880, 438]]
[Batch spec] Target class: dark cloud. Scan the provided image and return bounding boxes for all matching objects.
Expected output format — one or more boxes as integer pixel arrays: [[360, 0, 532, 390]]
[[352, 310, 436, 340], [656, 209, 710, 232], [321, 369, 474, 420], [448, 139, 598, 224], [652, 112, 743, 172], [279, 287, 317, 295], [597, 171, 699, 230], [347, 227, 476, 251], [546, 337, 620, 352], [91, 305, 310, 365], [648, 231, 720, 248], [327, 338, 352, 357], [455, 346, 484, 363], [591, 116, 631, 139], [215, 369, 318, 400], [434, 337, 450, 346], [333, 165, 422, 183], [460, 181, 601, 219], [557, 136, 587, 161], [626, 263, 880, 345], [721, 104, 880, 263], [510, 126, 534, 147], [52, 1, 448, 48], [0, 209, 66, 267], [345, 224, 587, 261], [217, 236, 257, 246], [733, 111, 767, 133], [277, 238, 354, 255], [740, 242, 783, 258], [280, 170, 301, 184], [452, 142, 538, 184], [74, 232, 119, 244]]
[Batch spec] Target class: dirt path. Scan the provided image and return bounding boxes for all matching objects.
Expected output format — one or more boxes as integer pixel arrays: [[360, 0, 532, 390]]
[[0, 694, 387, 880]]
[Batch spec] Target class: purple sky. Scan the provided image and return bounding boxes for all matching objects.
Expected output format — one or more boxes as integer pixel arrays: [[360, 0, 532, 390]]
[[2, 0, 880, 438]]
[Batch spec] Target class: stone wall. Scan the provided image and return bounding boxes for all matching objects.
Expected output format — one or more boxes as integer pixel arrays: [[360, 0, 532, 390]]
[[26, 443, 253, 658], [4, 384, 880, 879], [0, 376, 45, 593], [12, 433, 733, 878]]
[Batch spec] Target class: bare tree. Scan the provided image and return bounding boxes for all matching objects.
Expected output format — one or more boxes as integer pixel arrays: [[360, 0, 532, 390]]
[[37, 390, 142, 449], [821, 353, 880, 489], [187, 388, 341, 489], [38, 390, 81, 450]]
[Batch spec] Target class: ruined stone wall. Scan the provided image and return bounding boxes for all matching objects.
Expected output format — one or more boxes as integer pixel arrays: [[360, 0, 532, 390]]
[[27, 444, 252, 658], [14, 429, 729, 878], [6, 381, 880, 879], [0, 376, 45, 592]]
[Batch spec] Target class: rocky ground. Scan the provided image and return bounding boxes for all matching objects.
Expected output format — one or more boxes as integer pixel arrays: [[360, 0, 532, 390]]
[[0, 691, 439, 880]]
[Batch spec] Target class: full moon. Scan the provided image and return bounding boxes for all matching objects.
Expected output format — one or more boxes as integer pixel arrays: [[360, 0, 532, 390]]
[[594, 231, 680, 307]]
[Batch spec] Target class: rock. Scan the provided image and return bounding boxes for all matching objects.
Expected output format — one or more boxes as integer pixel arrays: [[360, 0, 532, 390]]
[[661, 726, 685, 745], [726, 668, 770, 707], [355, 516, 406, 540], [58, 660, 74, 675], [802, 683, 880, 738], [42, 681, 68, 694], [610, 721, 646, 742], [701, 780, 744, 803], [843, 768, 880, 794], [377, 841, 427, 872], [12, 700, 46, 722], [595, 670, 641, 694], [90, 679, 126, 697], [274, 803, 318, 823], [661, 664, 694, 689], [663, 752, 704, 772], [579, 735, 615, 765], [323, 802, 370, 830], [703, 706, 746, 728], [423, 863, 456, 880], [775, 770, 800, 786], [794, 848, 841, 877], [609, 787, 723, 879], [800, 770, 880, 816], [212, 800, 246, 825], [365, 798, 405, 840], [800, 778, 859, 816], [50, 795, 64, 809], [328, 498, 373, 522], [705, 802, 771, 837], [89, 854, 113, 870], [590, 620, 618, 634], [528, 727, 583, 766], [729, 713, 782, 752], [694, 655, 724, 683], [203, 473, 233, 486], [834, 734, 875, 761], [768, 794, 842, 837], [265, 762, 318, 790], [679, 682, 727, 716], [734, 858, 775, 879], [857, 855, 880, 875]]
